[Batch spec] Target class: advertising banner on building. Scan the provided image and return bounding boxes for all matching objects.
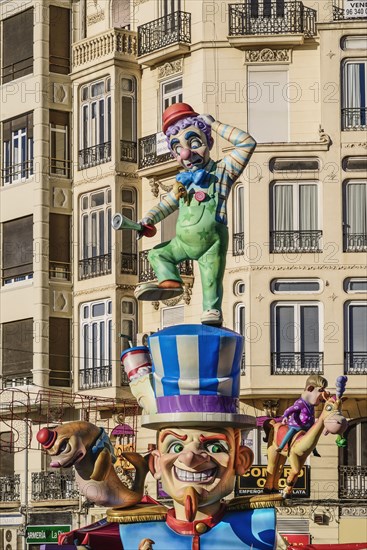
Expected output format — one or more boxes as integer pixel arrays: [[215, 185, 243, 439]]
[[343, 0, 367, 18], [26, 525, 71, 544], [236, 465, 310, 497]]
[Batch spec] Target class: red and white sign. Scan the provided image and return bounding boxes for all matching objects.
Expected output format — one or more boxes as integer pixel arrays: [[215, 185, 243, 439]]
[[282, 533, 311, 545]]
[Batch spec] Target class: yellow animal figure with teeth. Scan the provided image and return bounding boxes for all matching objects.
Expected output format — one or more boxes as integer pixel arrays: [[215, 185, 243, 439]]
[[37, 421, 149, 507]]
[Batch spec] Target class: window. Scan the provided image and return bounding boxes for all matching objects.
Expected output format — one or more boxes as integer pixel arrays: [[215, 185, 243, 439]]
[[234, 303, 246, 373], [250, 0, 285, 18], [49, 6, 70, 74], [248, 68, 288, 143], [121, 188, 138, 274], [271, 279, 322, 293], [339, 419, 367, 499], [121, 299, 137, 384], [0, 433, 15, 477], [344, 278, 367, 293], [233, 184, 244, 256], [50, 111, 70, 177], [79, 189, 112, 279], [160, 0, 181, 17], [2, 113, 33, 185], [341, 36, 367, 50], [342, 156, 367, 172], [79, 77, 111, 169], [121, 77, 137, 162], [270, 158, 320, 173], [2, 216, 33, 285], [49, 318, 71, 387], [80, 299, 113, 389], [49, 214, 71, 281], [161, 78, 183, 114], [343, 181, 367, 251], [111, 0, 131, 28], [161, 305, 184, 328], [2, 318, 33, 386], [344, 302, 367, 374], [271, 182, 321, 253], [234, 280, 245, 296], [2, 9, 33, 83], [342, 60, 367, 130], [272, 302, 323, 374]]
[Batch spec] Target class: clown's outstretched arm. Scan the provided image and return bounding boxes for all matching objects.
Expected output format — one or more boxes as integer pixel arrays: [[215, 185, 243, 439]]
[[211, 119, 256, 184]]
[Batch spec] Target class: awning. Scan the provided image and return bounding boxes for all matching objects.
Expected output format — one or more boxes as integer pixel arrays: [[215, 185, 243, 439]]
[[111, 423, 135, 436]]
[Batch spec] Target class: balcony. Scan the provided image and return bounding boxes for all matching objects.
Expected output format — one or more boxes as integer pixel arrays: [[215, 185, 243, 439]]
[[138, 250, 194, 283], [49, 261, 71, 282], [333, 1, 367, 21], [72, 28, 137, 70], [1, 159, 33, 185], [2, 56, 33, 84], [339, 466, 367, 499], [138, 133, 174, 170], [2, 374, 33, 388], [344, 232, 367, 252], [137, 11, 191, 66], [270, 230, 322, 253], [31, 471, 78, 501], [342, 108, 367, 131], [0, 475, 20, 502], [78, 142, 111, 170], [345, 352, 367, 375], [79, 365, 112, 390], [78, 254, 112, 280], [271, 352, 324, 375], [233, 232, 245, 256], [228, 1, 316, 48], [121, 253, 138, 275], [121, 140, 137, 163]]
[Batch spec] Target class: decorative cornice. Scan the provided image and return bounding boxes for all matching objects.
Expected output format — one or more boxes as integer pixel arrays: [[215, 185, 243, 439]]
[[87, 11, 105, 26], [244, 48, 292, 64], [149, 177, 174, 197], [117, 284, 137, 292], [73, 283, 137, 297], [343, 142, 367, 149], [228, 264, 367, 274], [340, 506, 367, 517], [278, 505, 310, 517], [134, 0, 149, 4], [158, 59, 183, 79]]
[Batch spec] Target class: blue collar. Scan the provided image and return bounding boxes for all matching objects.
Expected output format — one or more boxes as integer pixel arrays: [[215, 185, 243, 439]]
[[91, 428, 116, 463]]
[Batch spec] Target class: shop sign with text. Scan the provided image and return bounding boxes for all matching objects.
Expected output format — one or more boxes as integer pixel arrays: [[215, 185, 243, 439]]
[[26, 525, 70, 544], [236, 465, 310, 497]]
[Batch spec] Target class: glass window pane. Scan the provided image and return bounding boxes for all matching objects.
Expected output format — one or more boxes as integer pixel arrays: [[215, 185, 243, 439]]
[[300, 306, 319, 352], [275, 306, 294, 353], [122, 189, 134, 203], [274, 281, 320, 292], [91, 191, 104, 207], [349, 305, 367, 352], [91, 81, 104, 97], [349, 280, 367, 292], [122, 300, 134, 314], [121, 96, 133, 141], [121, 77, 133, 92], [92, 302, 105, 317], [361, 421, 367, 466]]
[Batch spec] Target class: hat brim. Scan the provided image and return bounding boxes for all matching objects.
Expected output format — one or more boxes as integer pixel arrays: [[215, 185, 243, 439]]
[[163, 110, 199, 133], [141, 412, 256, 430]]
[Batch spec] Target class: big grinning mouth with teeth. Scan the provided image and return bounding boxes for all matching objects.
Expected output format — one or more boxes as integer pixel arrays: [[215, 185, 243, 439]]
[[174, 466, 217, 484]]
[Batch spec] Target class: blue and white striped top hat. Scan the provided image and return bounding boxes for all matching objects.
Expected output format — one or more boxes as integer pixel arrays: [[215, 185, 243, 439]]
[[141, 324, 255, 430]]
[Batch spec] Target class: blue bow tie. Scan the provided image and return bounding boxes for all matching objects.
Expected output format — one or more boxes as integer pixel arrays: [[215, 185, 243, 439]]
[[176, 169, 207, 187]]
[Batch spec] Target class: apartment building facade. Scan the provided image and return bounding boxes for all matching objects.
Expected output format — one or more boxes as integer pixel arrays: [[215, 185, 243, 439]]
[[0, 0, 366, 547]]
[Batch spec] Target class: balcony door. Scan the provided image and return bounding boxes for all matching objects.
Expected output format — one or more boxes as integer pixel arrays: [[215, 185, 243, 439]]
[[345, 302, 367, 374], [339, 419, 367, 498], [344, 181, 367, 251], [342, 60, 367, 130]]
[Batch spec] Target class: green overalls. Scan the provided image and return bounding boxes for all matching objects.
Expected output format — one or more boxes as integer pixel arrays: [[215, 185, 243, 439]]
[[148, 179, 228, 312]]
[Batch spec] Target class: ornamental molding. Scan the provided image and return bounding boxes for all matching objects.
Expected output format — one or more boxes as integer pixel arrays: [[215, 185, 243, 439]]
[[87, 10, 105, 26], [117, 284, 137, 292], [343, 142, 367, 149], [340, 506, 367, 517], [278, 505, 310, 517], [152, 284, 192, 308], [73, 284, 117, 297], [244, 48, 292, 64], [134, 0, 149, 4], [229, 264, 367, 274], [158, 59, 184, 79], [149, 177, 174, 197], [117, 171, 139, 179]]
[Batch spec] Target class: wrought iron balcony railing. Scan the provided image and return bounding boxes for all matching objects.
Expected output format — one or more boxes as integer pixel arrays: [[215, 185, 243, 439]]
[[342, 108, 367, 131], [79, 254, 112, 280], [271, 230, 322, 253], [73, 28, 137, 68], [121, 253, 138, 275], [2, 159, 34, 185], [345, 352, 367, 375], [339, 466, 367, 499], [271, 352, 324, 375], [138, 250, 194, 282], [121, 367, 130, 386], [121, 140, 137, 163], [0, 474, 20, 502], [3, 374, 33, 388], [138, 133, 174, 169], [344, 232, 367, 252], [78, 142, 111, 170], [233, 232, 245, 256], [333, 1, 367, 20], [79, 365, 112, 390], [138, 11, 191, 57], [229, 1, 316, 37], [31, 471, 78, 501]]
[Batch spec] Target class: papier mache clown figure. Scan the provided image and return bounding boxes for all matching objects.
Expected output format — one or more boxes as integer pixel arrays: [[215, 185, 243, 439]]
[[114, 325, 284, 549], [134, 103, 256, 326]]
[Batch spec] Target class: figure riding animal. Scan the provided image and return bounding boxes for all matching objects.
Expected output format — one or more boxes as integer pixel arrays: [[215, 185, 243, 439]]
[[37, 421, 149, 507], [263, 391, 348, 497]]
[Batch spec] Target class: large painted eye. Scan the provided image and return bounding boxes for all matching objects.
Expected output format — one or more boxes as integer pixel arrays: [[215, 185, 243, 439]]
[[58, 439, 70, 454], [205, 441, 229, 454], [189, 138, 203, 150], [168, 442, 184, 454], [172, 144, 182, 156]]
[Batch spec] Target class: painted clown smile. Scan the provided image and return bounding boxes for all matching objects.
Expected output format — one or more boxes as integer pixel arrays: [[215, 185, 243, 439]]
[[174, 466, 217, 483]]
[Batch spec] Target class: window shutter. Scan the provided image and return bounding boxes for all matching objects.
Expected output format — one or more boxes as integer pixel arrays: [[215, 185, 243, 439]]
[[162, 306, 184, 328], [49, 318, 71, 387], [49, 214, 70, 263], [2, 9, 33, 83], [49, 6, 71, 74], [2, 216, 33, 279], [2, 318, 33, 376]]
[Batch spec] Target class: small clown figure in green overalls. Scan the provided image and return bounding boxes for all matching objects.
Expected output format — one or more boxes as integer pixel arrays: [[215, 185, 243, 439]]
[[135, 103, 256, 326]]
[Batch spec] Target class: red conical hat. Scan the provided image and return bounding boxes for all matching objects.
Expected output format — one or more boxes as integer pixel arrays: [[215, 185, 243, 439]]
[[162, 102, 199, 134]]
